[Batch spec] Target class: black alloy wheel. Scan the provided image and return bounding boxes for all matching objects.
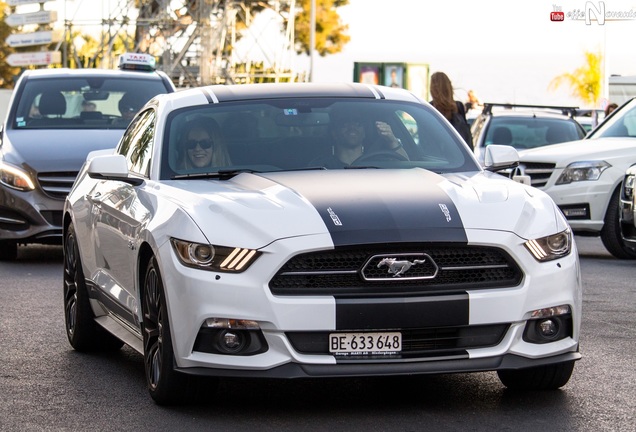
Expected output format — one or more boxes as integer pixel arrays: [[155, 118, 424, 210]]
[[142, 256, 212, 405], [63, 223, 123, 351]]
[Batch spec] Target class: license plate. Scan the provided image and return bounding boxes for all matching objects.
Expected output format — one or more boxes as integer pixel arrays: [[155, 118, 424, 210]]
[[329, 332, 402, 355]]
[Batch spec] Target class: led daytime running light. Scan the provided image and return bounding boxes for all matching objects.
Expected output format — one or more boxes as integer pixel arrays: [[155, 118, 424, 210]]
[[0, 162, 36, 190]]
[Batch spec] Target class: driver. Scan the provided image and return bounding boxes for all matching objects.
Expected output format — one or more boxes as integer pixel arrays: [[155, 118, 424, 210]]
[[312, 112, 407, 168]]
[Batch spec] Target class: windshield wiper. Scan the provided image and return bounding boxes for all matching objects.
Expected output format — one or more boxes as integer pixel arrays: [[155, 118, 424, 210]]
[[172, 169, 260, 180]]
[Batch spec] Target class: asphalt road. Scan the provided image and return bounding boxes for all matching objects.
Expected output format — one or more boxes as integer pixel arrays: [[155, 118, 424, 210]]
[[0, 237, 634, 432]]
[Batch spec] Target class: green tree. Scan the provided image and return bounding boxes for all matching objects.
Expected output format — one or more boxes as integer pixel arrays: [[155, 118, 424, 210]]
[[549, 50, 603, 107], [293, 0, 350, 56], [0, 2, 21, 88]]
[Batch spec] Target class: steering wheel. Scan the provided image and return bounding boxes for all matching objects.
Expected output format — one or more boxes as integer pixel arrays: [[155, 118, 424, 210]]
[[352, 150, 409, 165]]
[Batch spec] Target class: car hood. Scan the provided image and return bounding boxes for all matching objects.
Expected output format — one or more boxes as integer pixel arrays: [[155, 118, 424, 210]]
[[162, 169, 564, 249], [518, 137, 636, 165], [2, 129, 124, 172]]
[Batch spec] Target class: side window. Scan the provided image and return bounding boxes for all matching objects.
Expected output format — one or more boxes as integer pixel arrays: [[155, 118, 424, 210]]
[[624, 108, 636, 136], [117, 109, 156, 177]]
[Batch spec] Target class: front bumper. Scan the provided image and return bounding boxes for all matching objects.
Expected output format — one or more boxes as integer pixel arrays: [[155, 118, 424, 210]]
[[540, 180, 614, 233], [157, 230, 582, 377], [0, 185, 64, 244], [178, 351, 582, 379]]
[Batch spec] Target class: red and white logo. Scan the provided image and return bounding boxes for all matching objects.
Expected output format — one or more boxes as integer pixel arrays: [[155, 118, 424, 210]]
[[551, 11, 565, 21]]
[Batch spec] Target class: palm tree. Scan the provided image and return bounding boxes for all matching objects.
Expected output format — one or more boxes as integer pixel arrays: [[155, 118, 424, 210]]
[[548, 50, 603, 107]]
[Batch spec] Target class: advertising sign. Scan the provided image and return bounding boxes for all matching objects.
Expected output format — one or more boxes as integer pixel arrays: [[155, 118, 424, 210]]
[[7, 0, 55, 5], [5, 30, 60, 48], [6, 51, 61, 67], [5, 10, 57, 27]]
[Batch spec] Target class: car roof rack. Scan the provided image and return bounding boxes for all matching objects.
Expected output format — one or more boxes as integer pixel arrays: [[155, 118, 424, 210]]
[[482, 102, 580, 117]]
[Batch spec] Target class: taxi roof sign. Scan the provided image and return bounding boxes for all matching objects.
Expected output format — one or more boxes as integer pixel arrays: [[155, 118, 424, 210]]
[[118, 53, 156, 71]]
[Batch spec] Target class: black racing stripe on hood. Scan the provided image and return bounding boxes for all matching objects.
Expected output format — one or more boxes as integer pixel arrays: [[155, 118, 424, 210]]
[[273, 169, 467, 246], [335, 294, 469, 329]]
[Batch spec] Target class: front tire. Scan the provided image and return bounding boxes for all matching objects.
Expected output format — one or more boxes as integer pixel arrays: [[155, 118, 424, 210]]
[[600, 190, 636, 259], [142, 256, 214, 405], [497, 360, 575, 390], [63, 223, 123, 351]]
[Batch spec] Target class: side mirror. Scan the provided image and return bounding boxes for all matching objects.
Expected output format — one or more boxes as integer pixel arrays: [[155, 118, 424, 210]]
[[483, 144, 519, 172], [87, 154, 143, 186]]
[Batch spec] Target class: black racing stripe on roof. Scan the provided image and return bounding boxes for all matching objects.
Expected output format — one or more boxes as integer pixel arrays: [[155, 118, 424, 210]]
[[201, 87, 217, 103], [204, 83, 381, 103], [373, 86, 386, 99]]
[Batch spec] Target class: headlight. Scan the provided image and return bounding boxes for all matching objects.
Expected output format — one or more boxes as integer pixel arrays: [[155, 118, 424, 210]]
[[171, 238, 260, 272], [622, 173, 635, 201], [555, 161, 610, 185], [524, 229, 572, 262], [0, 161, 36, 191]]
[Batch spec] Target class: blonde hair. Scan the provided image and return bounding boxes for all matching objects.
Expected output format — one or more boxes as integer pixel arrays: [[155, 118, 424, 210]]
[[180, 117, 231, 168], [430, 72, 458, 120]]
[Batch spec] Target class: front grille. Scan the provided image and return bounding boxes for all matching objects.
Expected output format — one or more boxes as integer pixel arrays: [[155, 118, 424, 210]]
[[519, 162, 556, 188], [287, 324, 510, 358], [37, 171, 78, 199], [269, 244, 523, 297]]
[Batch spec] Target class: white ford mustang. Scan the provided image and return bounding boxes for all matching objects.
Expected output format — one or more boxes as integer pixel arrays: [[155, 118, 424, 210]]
[[63, 83, 581, 405]]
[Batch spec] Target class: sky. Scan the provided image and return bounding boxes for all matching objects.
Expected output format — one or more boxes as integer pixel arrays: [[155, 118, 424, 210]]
[[307, 0, 636, 108], [42, 0, 636, 108]]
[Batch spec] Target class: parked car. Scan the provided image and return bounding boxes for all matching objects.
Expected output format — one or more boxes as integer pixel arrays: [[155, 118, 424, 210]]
[[471, 103, 587, 165], [63, 82, 581, 405], [513, 97, 636, 259], [0, 54, 175, 260]]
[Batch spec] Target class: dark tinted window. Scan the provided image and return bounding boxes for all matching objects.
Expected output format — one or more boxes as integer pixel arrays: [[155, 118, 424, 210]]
[[160, 98, 480, 179]]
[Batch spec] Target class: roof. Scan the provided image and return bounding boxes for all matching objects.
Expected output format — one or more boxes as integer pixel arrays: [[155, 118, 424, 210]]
[[167, 82, 423, 104], [19, 68, 167, 81]]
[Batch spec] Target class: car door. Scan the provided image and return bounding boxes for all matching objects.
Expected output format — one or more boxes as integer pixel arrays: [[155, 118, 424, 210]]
[[89, 109, 156, 325]]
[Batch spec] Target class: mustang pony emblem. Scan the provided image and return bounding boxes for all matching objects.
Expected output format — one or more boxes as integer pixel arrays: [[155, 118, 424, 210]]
[[377, 257, 426, 277]]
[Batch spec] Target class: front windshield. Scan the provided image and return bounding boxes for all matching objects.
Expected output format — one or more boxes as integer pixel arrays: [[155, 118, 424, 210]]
[[588, 98, 636, 139], [160, 98, 480, 179], [13, 77, 168, 130]]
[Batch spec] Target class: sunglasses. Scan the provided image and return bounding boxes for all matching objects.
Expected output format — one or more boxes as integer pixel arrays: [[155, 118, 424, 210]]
[[185, 138, 214, 150], [337, 120, 363, 130]]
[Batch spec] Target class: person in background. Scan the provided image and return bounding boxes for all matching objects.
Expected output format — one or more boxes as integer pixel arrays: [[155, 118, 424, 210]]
[[81, 100, 97, 112], [605, 102, 618, 117], [465, 89, 482, 112], [116, 93, 142, 124], [29, 101, 41, 118], [430, 71, 473, 149], [179, 117, 231, 170]]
